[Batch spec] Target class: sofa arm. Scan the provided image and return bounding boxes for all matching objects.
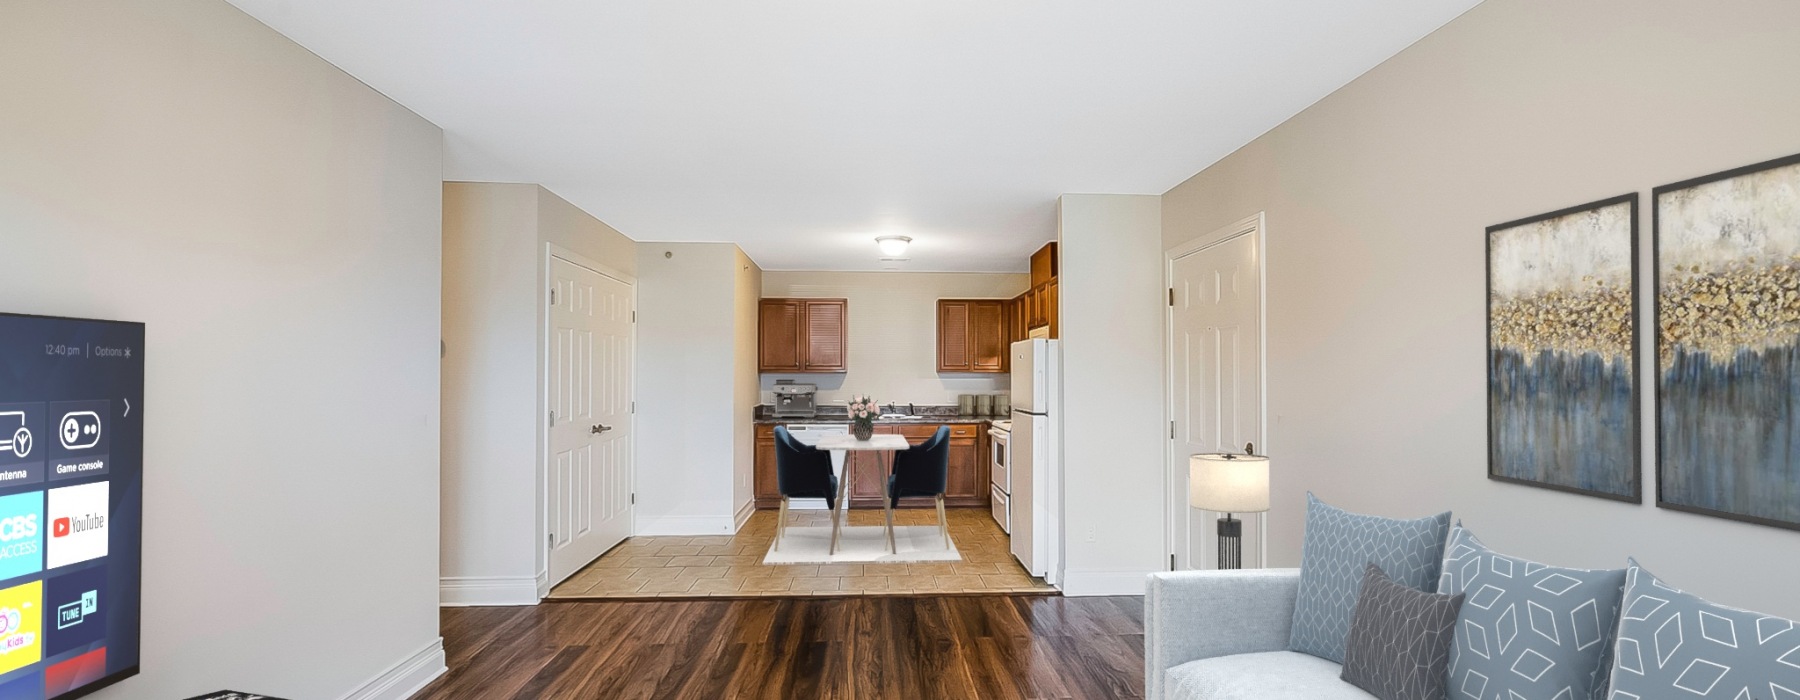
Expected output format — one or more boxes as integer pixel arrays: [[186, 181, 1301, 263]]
[[1144, 568, 1301, 700]]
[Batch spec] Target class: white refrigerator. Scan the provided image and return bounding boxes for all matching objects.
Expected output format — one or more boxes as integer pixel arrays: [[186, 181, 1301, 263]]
[[1008, 338, 1060, 583]]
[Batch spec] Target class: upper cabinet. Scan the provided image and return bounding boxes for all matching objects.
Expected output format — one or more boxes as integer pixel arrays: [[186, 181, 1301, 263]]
[[1014, 243, 1059, 339], [937, 299, 1008, 373], [1030, 242, 1058, 288], [759, 298, 848, 372]]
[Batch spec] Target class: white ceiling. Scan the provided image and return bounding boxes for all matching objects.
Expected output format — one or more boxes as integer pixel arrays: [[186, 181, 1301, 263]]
[[226, 0, 1478, 272]]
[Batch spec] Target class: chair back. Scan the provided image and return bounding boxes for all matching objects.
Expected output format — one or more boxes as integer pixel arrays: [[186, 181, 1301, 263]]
[[774, 426, 835, 502], [889, 426, 950, 504]]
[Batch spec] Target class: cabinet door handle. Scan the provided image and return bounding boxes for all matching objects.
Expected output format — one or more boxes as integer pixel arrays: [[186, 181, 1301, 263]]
[[592, 424, 612, 434]]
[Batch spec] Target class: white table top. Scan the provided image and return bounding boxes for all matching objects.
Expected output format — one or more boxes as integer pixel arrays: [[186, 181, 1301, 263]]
[[816, 434, 911, 451]]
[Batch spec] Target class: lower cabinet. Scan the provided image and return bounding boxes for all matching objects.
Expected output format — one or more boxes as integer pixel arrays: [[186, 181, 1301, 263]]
[[753, 424, 780, 508], [753, 422, 990, 509]]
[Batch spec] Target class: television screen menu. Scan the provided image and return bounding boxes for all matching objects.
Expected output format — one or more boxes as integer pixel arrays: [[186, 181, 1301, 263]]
[[0, 314, 143, 699]]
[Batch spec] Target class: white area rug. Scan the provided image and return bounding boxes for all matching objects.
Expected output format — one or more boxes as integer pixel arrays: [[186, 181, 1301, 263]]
[[762, 525, 961, 564]]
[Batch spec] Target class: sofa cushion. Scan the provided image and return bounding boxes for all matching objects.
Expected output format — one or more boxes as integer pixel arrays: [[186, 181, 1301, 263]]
[[1289, 493, 1452, 663], [1166, 651, 1377, 700], [1436, 524, 1625, 700], [1607, 559, 1800, 699], [1340, 564, 1463, 700]]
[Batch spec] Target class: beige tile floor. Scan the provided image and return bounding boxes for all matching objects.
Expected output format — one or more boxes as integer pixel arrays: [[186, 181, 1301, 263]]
[[548, 507, 1057, 598]]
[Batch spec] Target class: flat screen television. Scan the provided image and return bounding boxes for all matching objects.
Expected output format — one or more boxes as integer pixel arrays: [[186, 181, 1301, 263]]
[[0, 313, 142, 699]]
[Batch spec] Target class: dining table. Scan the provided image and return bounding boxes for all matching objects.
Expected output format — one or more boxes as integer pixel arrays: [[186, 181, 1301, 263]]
[[815, 433, 910, 554]]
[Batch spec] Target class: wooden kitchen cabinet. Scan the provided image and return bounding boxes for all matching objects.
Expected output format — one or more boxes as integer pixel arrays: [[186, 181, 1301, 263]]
[[847, 423, 988, 508], [936, 299, 1008, 373], [759, 298, 848, 372], [943, 424, 986, 503], [1012, 242, 1060, 339], [1030, 242, 1058, 288], [754, 424, 780, 506], [755, 422, 990, 509]]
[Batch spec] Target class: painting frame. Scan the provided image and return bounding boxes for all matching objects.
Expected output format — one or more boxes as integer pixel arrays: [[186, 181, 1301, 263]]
[[1653, 151, 1800, 531], [1486, 192, 1642, 504]]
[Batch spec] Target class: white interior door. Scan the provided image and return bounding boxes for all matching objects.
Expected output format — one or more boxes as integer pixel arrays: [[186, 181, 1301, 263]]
[[548, 255, 634, 584], [1168, 222, 1264, 571]]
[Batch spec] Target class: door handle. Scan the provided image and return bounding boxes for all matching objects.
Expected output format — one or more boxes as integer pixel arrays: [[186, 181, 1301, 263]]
[[592, 424, 611, 435]]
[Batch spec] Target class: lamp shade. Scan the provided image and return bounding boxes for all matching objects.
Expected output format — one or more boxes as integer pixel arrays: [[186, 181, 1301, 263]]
[[1189, 454, 1270, 513]]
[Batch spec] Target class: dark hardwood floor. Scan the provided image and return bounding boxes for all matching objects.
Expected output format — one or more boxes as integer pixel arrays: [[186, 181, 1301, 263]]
[[418, 595, 1145, 699]]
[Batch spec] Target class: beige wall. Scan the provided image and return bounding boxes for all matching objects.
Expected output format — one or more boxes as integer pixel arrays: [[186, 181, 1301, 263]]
[[539, 187, 639, 279], [635, 243, 749, 534], [1057, 195, 1167, 594], [733, 249, 764, 524], [1161, 0, 1800, 616], [442, 183, 538, 594], [760, 271, 1030, 407], [441, 183, 638, 600], [1, 0, 445, 696]]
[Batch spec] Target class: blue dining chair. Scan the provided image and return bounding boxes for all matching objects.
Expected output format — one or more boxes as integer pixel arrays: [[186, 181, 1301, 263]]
[[887, 426, 951, 550], [774, 425, 840, 552]]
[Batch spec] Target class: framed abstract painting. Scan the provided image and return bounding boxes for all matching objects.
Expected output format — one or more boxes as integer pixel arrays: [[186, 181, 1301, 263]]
[[1487, 193, 1640, 502], [1655, 152, 1800, 530]]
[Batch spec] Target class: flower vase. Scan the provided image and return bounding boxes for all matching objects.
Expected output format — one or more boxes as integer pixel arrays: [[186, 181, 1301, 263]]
[[852, 423, 874, 441]]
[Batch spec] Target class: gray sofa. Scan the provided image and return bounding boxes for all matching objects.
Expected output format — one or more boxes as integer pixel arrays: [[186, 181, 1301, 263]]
[[1144, 569, 1375, 700]]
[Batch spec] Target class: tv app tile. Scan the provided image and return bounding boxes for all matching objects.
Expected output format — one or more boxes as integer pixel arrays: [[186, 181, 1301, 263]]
[[0, 670, 41, 700], [0, 581, 42, 676], [0, 493, 42, 582], [43, 646, 102, 697], [45, 482, 106, 570], [45, 567, 104, 657]]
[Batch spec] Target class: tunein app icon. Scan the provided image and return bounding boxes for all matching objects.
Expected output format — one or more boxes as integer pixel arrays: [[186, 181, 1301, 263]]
[[46, 566, 104, 656]]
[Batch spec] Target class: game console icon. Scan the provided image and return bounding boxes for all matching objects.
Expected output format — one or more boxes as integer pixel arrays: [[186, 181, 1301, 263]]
[[58, 412, 101, 451], [0, 413, 28, 459]]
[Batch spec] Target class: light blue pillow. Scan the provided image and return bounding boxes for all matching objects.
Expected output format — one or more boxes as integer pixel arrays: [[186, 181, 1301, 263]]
[[1608, 559, 1800, 699], [1437, 524, 1625, 700], [1288, 493, 1451, 663]]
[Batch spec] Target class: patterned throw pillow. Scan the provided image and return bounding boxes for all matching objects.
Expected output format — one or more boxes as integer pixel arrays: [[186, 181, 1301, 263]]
[[1288, 493, 1452, 663], [1608, 559, 1800, 699], [1341, 563, 1465, 700], [1437, 524, 1626, 700]]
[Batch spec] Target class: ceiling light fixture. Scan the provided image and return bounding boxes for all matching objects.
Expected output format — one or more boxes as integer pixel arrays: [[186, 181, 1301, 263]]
[[875, 235, 912, 257]]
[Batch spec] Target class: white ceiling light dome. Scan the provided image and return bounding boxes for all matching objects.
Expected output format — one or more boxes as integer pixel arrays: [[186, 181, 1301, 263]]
[[875, 235, 912, 257]]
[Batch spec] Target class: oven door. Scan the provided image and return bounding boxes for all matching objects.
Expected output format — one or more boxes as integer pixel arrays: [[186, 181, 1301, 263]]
[[988, 428, 1009, 493]]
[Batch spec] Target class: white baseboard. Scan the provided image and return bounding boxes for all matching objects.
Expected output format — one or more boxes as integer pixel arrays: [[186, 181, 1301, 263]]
[[734, 500, 756, 531], [636, 514, 737, 536], [340, 637, 446, 700], [439, 576, 541, 607], [1061, 570, 1153, 597]]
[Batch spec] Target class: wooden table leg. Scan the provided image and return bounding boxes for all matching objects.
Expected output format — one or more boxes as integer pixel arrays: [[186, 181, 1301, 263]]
[[882, 450, 897, 554], [829, 450, 846, 555]]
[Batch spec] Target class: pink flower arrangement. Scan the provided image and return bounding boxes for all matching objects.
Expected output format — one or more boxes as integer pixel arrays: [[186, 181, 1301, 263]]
[[848, 395, 881, 427]]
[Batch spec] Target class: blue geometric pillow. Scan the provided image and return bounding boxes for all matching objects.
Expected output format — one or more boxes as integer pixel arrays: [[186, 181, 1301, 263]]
[[1608, 559, 1800, 699], [1437, 524, 1626, 700], [1288, 493, 1452, 663]]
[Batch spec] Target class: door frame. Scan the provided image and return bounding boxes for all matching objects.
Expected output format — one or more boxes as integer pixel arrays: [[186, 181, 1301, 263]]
[[1163, 212, 1269, 571], [539, 242, 638, 596]]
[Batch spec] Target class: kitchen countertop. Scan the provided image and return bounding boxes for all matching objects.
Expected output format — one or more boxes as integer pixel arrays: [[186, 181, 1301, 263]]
[[753, 415, 998, 426]]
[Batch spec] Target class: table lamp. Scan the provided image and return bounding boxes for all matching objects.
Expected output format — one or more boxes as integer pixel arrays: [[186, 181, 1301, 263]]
[[1189, 446, 1270, 570]]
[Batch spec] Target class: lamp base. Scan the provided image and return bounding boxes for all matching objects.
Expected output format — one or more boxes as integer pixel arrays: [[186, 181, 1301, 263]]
[[1217, 515, 1243, 570]]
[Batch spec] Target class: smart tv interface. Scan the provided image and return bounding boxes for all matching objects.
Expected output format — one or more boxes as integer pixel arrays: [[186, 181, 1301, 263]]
[[0, 313, 143, 699]]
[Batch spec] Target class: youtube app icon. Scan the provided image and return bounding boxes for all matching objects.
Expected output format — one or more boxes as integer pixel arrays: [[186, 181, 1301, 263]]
[[46, 482, 107, 568]]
